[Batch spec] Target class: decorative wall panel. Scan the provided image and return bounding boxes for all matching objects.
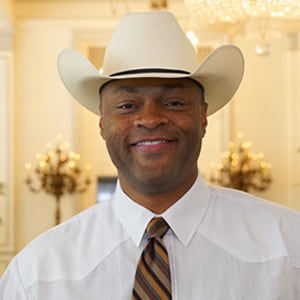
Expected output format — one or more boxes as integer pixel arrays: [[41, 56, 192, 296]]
[[0, 51, 14, 276]]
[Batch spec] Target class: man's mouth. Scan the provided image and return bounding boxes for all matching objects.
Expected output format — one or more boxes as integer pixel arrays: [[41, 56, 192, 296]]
[[130, 139, 175, 153], [134, 140, 169, 146]]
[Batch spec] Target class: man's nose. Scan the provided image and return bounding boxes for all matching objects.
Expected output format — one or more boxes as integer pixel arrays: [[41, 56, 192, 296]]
[[134, 103, 168, 130]]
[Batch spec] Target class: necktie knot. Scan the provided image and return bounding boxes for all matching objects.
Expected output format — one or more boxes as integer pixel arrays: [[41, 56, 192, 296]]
[[146, 217, 169, 240]]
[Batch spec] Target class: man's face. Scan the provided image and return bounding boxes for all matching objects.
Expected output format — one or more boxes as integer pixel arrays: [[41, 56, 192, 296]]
[[99, 77, 208, 195]]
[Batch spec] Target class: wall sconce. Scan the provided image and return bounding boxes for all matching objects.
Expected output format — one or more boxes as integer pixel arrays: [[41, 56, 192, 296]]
[[25, 135, 91, 225], [210, 134, 272, 192]]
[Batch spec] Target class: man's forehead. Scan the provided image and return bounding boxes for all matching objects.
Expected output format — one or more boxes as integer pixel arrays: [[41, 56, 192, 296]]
[[101, 77, 203, 94]]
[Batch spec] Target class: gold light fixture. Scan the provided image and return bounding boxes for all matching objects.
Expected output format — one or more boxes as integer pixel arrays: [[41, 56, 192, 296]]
[[25, 135, 91, 225], [210, 134, 272, 192], [109, 0, 168, 16], [185, 0, 300, 55], [150, 0, 168, 9]]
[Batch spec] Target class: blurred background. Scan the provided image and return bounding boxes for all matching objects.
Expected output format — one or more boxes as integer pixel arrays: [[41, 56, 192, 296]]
[[0, 0, 299, 275]]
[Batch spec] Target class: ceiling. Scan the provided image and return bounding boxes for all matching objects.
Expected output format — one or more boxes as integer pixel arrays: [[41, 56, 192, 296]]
[[11, 0, 188, 19]]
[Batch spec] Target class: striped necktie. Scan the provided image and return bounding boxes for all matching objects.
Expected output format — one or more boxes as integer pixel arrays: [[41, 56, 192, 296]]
[[132, 217, 172, 300]]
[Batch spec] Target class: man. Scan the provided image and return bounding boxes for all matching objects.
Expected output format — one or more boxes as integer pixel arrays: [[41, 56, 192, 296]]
[[1, 11, 300, 300]]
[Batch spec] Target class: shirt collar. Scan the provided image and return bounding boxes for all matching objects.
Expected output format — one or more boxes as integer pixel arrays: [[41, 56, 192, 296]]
[[112, 173, 211, 248], [162, 175, 210, 247]]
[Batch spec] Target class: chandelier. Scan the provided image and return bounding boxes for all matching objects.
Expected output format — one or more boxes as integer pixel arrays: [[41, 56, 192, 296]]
[[185, 0, 300, 55], [209, 134, 272, 192], [25, 135, 91, 225]]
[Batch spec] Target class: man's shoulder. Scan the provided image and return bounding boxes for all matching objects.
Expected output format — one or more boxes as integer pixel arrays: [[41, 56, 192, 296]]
[[15, 201, 127, 289], [202, 185, 300, 266], [210, 185, 300, 221], [28, 201, 114, 246]]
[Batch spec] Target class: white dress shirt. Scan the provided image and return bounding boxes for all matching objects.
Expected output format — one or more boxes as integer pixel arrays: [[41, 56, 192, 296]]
[[1, 175, 300, 299]]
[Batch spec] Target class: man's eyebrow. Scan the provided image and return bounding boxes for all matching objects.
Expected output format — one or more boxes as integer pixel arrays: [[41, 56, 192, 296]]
[[115, 86, 140, 93], [115, 84, 186, 94]]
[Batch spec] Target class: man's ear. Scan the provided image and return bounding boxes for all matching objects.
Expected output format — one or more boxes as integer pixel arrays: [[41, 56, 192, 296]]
[[201, 102, 208, 138], [99, 105, 105, 140]]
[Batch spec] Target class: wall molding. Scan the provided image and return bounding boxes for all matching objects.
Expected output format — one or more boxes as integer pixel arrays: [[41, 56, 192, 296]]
[[0, 50, 14, 275]]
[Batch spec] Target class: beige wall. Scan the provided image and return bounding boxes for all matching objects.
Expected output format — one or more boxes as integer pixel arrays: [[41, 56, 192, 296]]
[[1, 0, 300, 255], [234, 35, 300, 210], [14, 23, 76, 249]]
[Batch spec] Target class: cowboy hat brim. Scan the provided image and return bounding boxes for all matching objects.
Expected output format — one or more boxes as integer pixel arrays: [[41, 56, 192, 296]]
[[57, 45, 244, 116]]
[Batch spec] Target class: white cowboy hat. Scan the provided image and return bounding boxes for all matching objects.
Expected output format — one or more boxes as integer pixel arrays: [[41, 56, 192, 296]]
[[57, 11, 244, 116]]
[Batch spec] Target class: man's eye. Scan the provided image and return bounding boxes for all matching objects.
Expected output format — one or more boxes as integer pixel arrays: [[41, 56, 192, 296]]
[[117, 103, 137, 110], [166, 101, 184, 106], [164, 100, 186, 108]]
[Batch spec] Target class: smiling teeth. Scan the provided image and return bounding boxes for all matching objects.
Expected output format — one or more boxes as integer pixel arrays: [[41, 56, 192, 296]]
[[136, 140, 167, 146]]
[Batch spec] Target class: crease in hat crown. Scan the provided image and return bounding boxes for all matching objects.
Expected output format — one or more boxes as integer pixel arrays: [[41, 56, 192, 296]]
[[57, 10, 245, 116], [101, 11, 198, 76]]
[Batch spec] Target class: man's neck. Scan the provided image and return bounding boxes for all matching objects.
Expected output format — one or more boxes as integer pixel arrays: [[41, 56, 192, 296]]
[[118, 173, 198, 214]]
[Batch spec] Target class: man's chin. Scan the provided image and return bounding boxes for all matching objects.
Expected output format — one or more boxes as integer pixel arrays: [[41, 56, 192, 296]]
[[127, 169, 182, 194]]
